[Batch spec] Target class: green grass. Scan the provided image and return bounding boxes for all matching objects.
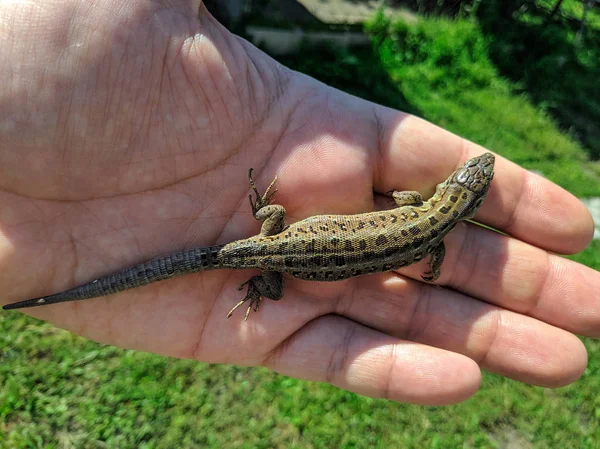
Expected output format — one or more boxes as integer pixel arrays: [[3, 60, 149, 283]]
[[2, 313, 600, 448], [569, 239, 600, 268], [3, 9, 600, 449]]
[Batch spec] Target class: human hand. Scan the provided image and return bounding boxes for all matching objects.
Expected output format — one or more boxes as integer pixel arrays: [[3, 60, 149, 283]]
[[1, 1, 597, 405]]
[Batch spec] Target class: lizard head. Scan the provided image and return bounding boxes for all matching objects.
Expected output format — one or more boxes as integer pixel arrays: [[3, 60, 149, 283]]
[[451, 152, 495, 196], [442, 152, 495, 220]]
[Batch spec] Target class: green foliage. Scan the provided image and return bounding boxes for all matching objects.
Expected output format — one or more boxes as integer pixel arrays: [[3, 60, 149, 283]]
[[368, 16, 498, 92], [364, 12, 600, 196], [476, 0, 600, 159], [276, 42, 418, 116]]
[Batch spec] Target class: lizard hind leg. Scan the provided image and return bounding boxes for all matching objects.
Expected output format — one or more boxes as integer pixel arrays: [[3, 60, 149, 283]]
[[226, 271, 284, 321], [247, 168, 287, 236]]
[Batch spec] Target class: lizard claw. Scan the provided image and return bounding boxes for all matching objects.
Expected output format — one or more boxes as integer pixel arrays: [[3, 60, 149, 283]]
[[227, 279, 263, 320], [237, 279, 250, 291], [248, 168, 278, 216], [421, 270, 440, 283]]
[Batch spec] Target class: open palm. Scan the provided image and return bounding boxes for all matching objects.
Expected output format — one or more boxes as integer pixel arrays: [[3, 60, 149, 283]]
[[1, 1, 598, 405]]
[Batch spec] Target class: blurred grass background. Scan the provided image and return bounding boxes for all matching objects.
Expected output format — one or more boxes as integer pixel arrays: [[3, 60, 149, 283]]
[[2, 0, 600, 447]]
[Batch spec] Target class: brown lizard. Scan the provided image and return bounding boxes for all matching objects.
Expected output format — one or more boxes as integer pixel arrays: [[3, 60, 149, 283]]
[[3, 153, 495, 320]]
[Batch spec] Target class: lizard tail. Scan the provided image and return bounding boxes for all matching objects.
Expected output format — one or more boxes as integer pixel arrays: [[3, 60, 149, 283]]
[[3, 244, 228, 310]]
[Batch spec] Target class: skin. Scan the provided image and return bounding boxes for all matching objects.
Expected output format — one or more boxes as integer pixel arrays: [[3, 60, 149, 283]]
[[0, 0, 598, 406]]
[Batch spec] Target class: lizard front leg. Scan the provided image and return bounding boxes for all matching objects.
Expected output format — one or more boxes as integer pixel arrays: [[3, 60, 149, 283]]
[[228, 170, 287, 320], [421, 241, 446, 282], [389, 190, 424, 207]]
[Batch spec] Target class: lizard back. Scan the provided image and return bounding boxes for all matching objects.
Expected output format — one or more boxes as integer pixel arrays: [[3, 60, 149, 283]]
[[222, 152, 494, 281]]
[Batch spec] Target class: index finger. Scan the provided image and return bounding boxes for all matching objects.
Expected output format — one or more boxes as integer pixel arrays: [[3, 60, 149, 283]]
[[373, 113, 593, 254]]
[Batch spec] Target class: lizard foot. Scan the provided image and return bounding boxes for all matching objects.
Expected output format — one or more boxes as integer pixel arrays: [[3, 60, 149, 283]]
[[421, 272, 435, 282], [226, 279, 262, 321], [421, 269, 440, 283], [248, 168, 278, 217], [226, 272, 283, 320]]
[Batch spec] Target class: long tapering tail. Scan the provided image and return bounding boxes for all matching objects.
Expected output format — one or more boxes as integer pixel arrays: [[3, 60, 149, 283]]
[[3, 244, 227, 310]]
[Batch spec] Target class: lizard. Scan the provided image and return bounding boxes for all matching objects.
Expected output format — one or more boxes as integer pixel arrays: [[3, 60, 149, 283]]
[[3, 152, 495, 320]]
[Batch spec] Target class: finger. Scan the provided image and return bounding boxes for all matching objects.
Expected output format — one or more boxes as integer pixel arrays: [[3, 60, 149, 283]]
[[304, 274, 588, 387], [263, 315, 481, 405], [399, 223, 600, 338], [373, 113, 593, 254]]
